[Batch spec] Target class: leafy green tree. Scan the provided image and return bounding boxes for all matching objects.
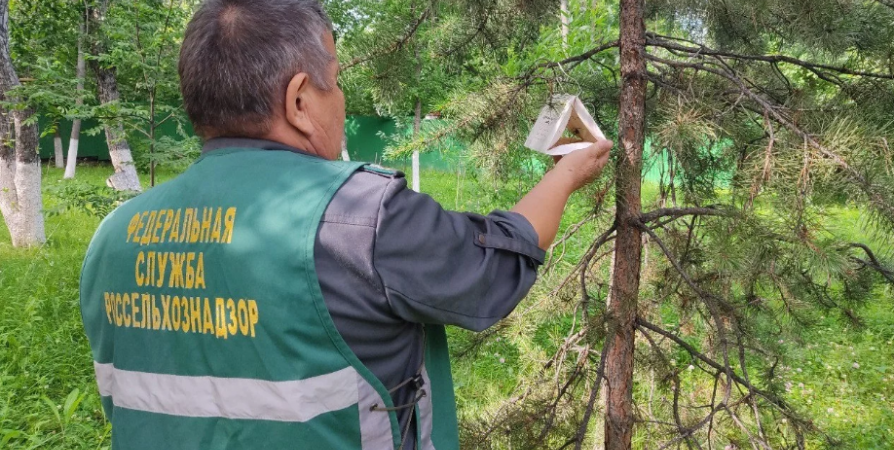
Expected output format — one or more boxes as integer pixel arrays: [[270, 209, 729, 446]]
[[9, 0, 89, 177], [100, 0, 198, 186], [13, 0, 198, 185]]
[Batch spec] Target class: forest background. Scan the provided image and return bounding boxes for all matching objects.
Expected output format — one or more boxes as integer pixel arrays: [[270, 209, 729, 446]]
[[1, 0, 894, 449]]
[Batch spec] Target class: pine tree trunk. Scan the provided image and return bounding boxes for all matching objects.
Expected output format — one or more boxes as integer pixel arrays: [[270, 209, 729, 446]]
[[0, 0, 46, 248], [53, 127, 64, 168], [88, 0, 141, 192], [604, 0, 647, 448], [64, 20, 86, 180]]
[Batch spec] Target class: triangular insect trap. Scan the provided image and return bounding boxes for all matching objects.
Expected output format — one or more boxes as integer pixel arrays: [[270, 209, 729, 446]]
[[524, 95, 606, 156]]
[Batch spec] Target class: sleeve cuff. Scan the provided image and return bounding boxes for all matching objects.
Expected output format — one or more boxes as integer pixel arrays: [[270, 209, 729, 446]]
[[476, 211, 546, 265]]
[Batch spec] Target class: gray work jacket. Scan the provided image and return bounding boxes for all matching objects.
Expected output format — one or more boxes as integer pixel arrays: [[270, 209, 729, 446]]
[[203, 138, 545, 447]]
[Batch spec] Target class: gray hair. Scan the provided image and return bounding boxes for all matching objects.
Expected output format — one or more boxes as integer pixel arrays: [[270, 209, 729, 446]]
[[179, 0, 334, 138]]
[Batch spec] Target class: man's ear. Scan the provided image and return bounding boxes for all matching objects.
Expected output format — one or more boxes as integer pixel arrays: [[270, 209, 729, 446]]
[[285, 73, 314, 136]]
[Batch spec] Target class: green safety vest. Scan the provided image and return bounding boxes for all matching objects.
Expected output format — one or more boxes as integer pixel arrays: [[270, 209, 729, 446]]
[[80, 148, 460, 449]]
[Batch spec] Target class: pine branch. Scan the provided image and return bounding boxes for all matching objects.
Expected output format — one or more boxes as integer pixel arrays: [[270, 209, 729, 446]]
[[341, 5, 433, 70], [529, 40, 620, 74], [636, 220, 738, 412], [437, 9, 489, 57], [849, 243, 894, 284], [646, 33, 894, 81], [638, 206, 736, 224], [645, 52, 894, 225], [572, 342, 611, 450], [635, 318, 794, 418]]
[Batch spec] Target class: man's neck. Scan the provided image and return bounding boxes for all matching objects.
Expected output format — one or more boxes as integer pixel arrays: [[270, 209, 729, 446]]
[[262, 125, 322, 158], [201, 137, 318, 159]]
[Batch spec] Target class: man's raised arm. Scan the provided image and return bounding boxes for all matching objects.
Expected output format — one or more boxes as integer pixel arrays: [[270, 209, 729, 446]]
[[513, 139, 613, 250], [372, 139, 613, 332]]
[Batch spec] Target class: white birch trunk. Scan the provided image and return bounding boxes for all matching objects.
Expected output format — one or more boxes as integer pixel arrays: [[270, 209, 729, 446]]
[[0, 128, 15, 223], [411, 33, 423, 193], [1, 110, 46, 248], [341, 136, 351, 161], [561, 0, 570, 48], [9, 149, 44, 247], [94, 66, 141, 192], [64, 134, 79, 179], [89, 0, 141, 192], [101, 120, 142, 192], [412, 98, 422, 192], [53, 129, 64, 168], [0, 0, 45, 247], [64, 20, 86, 180], [411, 151, 420, 192]]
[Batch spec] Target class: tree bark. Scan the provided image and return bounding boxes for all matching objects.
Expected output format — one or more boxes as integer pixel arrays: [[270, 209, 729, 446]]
[[88, 0, 141, 192], [64, 19, 86, 180], [0, 0, 46, 248], [604, 0, 647, 448], [53, 126, 63, 168]]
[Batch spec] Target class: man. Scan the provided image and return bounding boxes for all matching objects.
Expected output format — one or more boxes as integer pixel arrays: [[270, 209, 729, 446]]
[[79, 0, 613, 449]]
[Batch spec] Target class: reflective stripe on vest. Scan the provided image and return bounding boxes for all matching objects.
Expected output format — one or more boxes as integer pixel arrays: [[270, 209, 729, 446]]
[[95, 362, 395, 449], [95, 362, 358, 422]]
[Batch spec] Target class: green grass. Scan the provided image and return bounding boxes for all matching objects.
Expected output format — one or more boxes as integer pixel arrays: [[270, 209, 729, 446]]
[[1, 167, 110, 449], [2, 163, 893, 449], [792, 300, 894, 448]]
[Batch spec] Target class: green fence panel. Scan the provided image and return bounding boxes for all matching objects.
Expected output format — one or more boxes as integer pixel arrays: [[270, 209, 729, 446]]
[[38, 118, 111, 161], [345, 115, 457, 172]]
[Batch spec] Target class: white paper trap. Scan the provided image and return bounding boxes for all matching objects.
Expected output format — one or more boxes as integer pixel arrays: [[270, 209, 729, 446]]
[[525, 95, 606, 156]]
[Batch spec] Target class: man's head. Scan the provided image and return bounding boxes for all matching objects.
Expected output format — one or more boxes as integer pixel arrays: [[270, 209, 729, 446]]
[[179, 0, 345, 160]]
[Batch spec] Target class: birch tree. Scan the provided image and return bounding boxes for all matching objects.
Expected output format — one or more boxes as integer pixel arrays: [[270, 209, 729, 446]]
[[52, 124, 63, 168], [9, 0, 88, 181], [64, 20, 86, 180], [87, 0, 141, 192], [0, 0, 45, 248]]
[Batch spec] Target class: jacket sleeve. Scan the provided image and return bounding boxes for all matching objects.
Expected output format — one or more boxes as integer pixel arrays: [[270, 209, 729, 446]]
[[372, 177, 544, 332]]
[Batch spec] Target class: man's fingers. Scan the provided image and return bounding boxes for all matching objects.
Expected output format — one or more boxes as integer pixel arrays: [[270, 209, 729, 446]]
[[594, 139, 614, 154]]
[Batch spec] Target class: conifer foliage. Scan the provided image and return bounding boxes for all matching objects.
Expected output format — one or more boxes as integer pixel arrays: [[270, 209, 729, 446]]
[[343, 0, 894, 448]]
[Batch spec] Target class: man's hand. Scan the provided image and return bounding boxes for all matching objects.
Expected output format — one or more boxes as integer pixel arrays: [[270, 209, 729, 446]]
[[513, 139, 615, 250], [552, 140, 613, 192]]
